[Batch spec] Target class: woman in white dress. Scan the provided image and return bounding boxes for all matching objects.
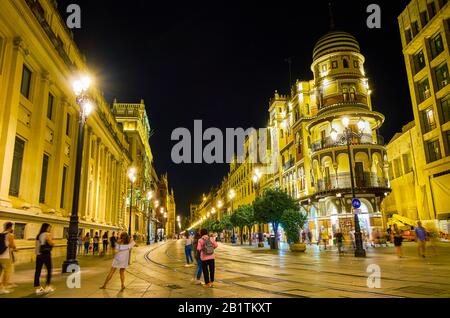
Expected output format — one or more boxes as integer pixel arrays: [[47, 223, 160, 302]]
[[100, 232, 135, 291]]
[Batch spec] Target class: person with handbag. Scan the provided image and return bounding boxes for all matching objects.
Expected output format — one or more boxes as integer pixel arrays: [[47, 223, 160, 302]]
[[392, 224, 403, 258], [34, 223, 55, 295]]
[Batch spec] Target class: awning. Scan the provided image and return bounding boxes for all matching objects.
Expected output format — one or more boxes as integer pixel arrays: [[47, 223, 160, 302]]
[[392, 214, 417, 227]]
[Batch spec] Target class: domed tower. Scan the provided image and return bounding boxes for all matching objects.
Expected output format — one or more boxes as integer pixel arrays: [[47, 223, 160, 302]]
[[305, 30, 391, 239]]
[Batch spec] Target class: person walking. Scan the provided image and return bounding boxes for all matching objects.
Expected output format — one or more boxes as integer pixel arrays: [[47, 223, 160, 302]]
[[77, 234, 83, 256], [392, 224, 403, 258], [110, 232, 117, 255], [83, 233, 91, 256], [0, 222, 17, 294], [307, 229, 313, 245], [192, 231, 202, 285], [197, 229, 218, 288], [184, 232, 194, 266], [102, 232, 109, 256], [34, 223, 55, 295], [415, 221, 427, 258], [319, 226, 329, 250], [100, 232, 135, 291], [93, 232, 100, 255], [335, 229, 344, 255]]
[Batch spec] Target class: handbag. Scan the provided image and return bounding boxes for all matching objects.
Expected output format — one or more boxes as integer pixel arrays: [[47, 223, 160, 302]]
[[39, 243, 53, 254]]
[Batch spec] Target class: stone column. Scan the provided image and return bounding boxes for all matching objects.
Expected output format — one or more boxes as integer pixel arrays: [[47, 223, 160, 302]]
[[92, 139, 102, 222], [0, 37, 28, 207]]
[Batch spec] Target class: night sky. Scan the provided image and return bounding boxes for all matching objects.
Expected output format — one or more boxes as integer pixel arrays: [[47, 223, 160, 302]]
[[57, 0, 412, 218]]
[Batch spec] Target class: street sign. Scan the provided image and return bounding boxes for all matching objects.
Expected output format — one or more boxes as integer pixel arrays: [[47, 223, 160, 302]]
[[352, 198, 361, 209], [352, 208, 362, 214]]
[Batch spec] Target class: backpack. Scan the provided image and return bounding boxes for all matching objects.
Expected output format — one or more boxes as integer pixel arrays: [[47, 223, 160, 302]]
[[0, 233, 7, 254], [202, 237, 215, 256]]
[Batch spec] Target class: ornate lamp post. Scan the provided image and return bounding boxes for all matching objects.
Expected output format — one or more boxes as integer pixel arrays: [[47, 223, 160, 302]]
[[62, 76, 93, 273], [253, 168, 264, 248], [330, 116, 367, 258], [160, 207, 165, 240], [177, 215, 181, 237], [163, 212, 167, 240], [154, 200, 160, 242], [127, 168, 137, 236], [146, 191, 153, 245]]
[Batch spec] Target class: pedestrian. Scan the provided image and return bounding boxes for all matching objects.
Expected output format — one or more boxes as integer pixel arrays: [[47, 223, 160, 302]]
[[415, 221, 427, 258], [319, 226, 329, 250], [110, 232, 117, 255], [307, 229, 313, 245], [77, 234, 83, 256], [192, 231, 202, 285], [102, 232, 109, 255], [349, 230, 356, 249], [301, 230, 306, 243], [93, 232, 100, 255], [34, 223, 55, 295], [335, 229, 344, 254], [100, 232, 135, 291], [197, 229, 218, 288], [83, 233, 90, 255], [0, 222, 17, 294], [184, 231, 194, 266], [392, 224, 403, 258]]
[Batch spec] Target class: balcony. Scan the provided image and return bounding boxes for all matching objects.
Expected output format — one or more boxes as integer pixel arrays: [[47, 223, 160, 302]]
[[310, 134, 384, 153], [315, 172, 390, 195]]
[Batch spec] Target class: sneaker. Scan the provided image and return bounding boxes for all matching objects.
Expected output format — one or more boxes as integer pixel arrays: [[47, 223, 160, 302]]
[[202, 283, 210, 288], [35, 287, 45, 295], [44, 286, 55, 293], [0, 289, 11, 295], [209, 283, 214, 288]]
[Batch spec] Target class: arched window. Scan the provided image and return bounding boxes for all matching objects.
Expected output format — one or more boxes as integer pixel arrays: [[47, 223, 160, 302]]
[[349, 87, 356, 101], [343, 87, 349, 102], [343, 59, 349, 69]]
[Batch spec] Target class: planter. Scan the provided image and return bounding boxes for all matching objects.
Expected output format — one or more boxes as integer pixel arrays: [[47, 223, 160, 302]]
[[289, 243, 306, 253]]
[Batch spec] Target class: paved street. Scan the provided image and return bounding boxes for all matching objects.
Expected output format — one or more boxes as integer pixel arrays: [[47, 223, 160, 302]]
[[1, 240, 450, 298]]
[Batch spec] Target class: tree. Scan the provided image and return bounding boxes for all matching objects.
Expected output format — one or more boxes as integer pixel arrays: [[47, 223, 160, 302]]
[[230, 205, 254, 245], [280, 209, 308, 244], [253, 188, 298, 249]]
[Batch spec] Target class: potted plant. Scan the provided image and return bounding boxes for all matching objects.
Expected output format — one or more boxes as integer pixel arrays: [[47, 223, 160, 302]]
[[281, 209, 308, 252]]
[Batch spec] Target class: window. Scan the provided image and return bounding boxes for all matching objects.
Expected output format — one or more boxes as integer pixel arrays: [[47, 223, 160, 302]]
[[47, 93, 54, 120], [343, 59, 349, 68], [431, 33, 444, 59], [446, 131, 450, 155], [402, 153, 413, 173], [420, 11, 429, 27], [66, 113, 71, 136], [305, 104, 310, 115], [393, 158, 403, 178], [9, 137, 25, 197], [20, 65, 32, 99], [412, 21, 420, 36], [39, 154, 49, 203], [413, 50, 426, 74], [439, 0, 449, 9], [332, 61, 338, 69], [60, 165, 68, 208], [14, 223, 26, 240], [426, 139, 442, 163], [440, 95, 450, 123], [90, 140, 95, 159], [405, 29, 413, 44], [388, 162, 394, 180], [349, 87, 356, 101], [417, 77, 431, 103], [321, 64, 327, 72], [428, 2, 437, 19], [353, 60, 359, 68], [421, 107, 436, 133], [435, 63, 449, 90]]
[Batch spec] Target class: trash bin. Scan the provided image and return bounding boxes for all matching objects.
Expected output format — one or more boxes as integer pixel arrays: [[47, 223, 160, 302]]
[[269, 237, 276, 249]]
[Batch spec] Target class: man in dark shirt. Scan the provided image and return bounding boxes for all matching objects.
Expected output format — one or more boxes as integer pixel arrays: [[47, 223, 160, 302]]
[[335, 230, 344, 254]]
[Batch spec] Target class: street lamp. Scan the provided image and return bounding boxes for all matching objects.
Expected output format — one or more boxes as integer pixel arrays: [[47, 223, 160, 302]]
[[62, 75, 93, 273], [146, 190, 153, 245], [177, 215, 181, 236], [331, 117, 367, 257], [253, 168, 264, 248], [228, 189, 236, 244], [128, 168, 137, 236], [154, 200, 160, 242], [163, 212, 167, 240]]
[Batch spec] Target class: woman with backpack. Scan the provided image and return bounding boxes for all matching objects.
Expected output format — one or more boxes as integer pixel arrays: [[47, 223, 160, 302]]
[[34, 223, 55, 295], [197, 229, 218, 288], [0, 222, 17, 294]]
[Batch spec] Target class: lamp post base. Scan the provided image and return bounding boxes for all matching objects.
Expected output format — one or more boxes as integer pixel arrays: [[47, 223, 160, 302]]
[[62, 259, 79, 274], [354, 248, 366, 258]]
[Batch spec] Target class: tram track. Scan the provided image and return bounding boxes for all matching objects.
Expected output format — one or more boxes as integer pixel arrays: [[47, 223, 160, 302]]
[[136, 241, 406, 298]]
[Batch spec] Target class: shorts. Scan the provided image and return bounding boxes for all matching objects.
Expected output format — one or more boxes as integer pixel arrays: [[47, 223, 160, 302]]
[[394, 237, 403, 247], [0, 258, 13, 279]]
